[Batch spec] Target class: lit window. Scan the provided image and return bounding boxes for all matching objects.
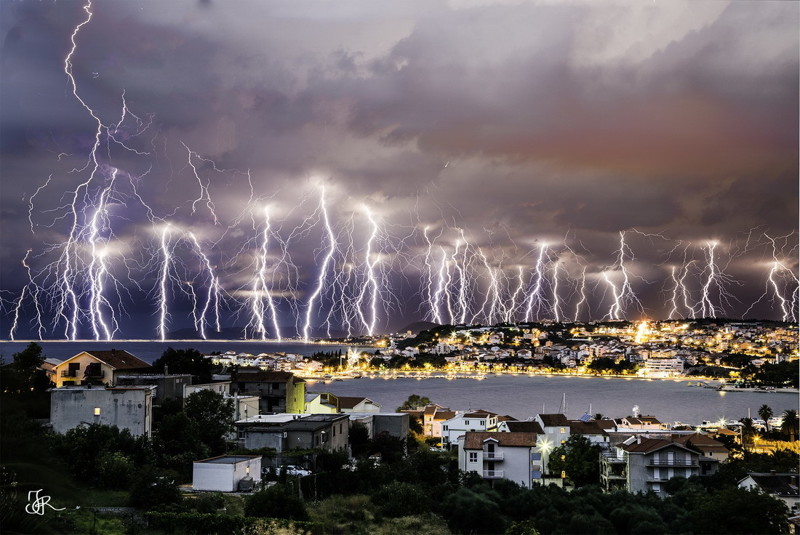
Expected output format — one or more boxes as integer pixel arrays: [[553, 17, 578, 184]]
[[94, 407, 101, 416]]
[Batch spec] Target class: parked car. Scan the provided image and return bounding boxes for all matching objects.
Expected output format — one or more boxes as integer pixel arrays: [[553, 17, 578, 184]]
[[284, 465, 312, 477]]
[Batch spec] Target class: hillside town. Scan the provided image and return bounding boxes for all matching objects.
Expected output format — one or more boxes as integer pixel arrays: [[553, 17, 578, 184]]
[[2, 325, 798, 533]]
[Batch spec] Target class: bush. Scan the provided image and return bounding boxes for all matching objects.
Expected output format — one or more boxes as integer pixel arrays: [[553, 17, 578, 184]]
[[373, 482, 430, 518], [129, 469, 182, 510], [245, 484, 308, 521]]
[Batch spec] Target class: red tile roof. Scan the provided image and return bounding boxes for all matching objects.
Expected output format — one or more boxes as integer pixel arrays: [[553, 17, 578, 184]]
[[464, 431, 537, 449], [87, 350, 150, 371]]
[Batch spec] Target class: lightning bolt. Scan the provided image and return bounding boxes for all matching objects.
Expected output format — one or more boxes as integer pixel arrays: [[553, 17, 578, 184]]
[[302, 187, 336, 342], [157, 225, 172, 341]]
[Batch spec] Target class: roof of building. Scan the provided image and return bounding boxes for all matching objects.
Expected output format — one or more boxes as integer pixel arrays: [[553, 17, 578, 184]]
[[741, 473, 800, 497], [504, 421, 544, 434], [538, 413, 569, 427], [423, 404, 449, 416], [338, 396, 379, 409], [620, 437, 697, 455], [672, 433, 729, 454], [624, 416, 662, 425], [464, 431, 537, 449], [463, 410, 498, 418], [195, 455, 260, 464], [569, 420, 609, 436], [79, 350, 151, 370]]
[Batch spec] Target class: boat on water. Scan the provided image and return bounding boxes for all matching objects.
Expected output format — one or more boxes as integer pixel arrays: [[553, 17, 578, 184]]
[[717, 383, 798, 394]]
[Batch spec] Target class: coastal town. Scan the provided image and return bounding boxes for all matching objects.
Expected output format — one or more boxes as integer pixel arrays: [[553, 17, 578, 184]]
[[2, 319, 798, 533], [207, 319, 798, 389]]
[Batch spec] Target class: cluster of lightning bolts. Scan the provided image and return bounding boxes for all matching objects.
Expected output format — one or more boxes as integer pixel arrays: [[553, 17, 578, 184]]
[[4, 0, 799, 341]]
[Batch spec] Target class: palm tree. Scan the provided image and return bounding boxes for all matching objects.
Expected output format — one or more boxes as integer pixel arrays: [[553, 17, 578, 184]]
[[758, 404, 773, 432], [740, 418, 756, 451], [781, 409, 798, 442]]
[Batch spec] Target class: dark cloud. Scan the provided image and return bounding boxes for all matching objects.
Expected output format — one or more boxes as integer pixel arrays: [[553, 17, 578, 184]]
[[0, 0, 797, 338]]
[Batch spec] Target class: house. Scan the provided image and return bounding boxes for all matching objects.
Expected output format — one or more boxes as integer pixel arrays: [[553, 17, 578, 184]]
[[184, 381, 231, 398], [50, 385, 154, 437], [234, 369, 306, 413], [421, 405, 456, 440], [739, 472, 800, 513], [304, 393, 382, 414], [115, 373, 193, 402], [568, 419, 612, 447], [347, 413, 410, 440], [457, 431, 540, 488], [497, 420, 544, 434], [671, 432, 729, 473], [600, 436, 703, 497], [534, 413, 570, 472], [337, 396, 381, 413], [236, 414, 350, 453], [51, 350, 151, 387], [193, 455, 262, 492], [613, 415, 667, 433], [305, 392, 339, 414], [442, 410, 499, 447]]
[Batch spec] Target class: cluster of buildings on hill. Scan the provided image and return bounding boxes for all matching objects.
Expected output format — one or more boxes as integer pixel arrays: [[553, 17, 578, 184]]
[[39, 348, 798, 512], [407, 404, 797, 512], [153, 320, 800, 382], [380, 321, 797, 377]]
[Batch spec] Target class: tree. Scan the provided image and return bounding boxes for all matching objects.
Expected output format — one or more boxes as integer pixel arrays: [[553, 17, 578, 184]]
[[758, 404, 774, 432], [1, 343, 51, 396], [349, 421, 371, 458], [184, 390, 234, 454], [547, 435, 602, 487], [152, 347, 213, 383], [739, 418, 757, 451], [396, 394, 432, 411], [373, 482, 430, 517], [781, 409, 798, 442], [245, 484, 308, 520], [129, 468, 182, 510], [440, 486, 506, 534], [689, 487, 789, 535]]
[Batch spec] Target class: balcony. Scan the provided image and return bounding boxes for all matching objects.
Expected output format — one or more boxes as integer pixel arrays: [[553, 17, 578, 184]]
[[483, 452, 504, 461], [61, 370, 78, 378], [482, 470, 505, 479], [648, 459, 697, 467]]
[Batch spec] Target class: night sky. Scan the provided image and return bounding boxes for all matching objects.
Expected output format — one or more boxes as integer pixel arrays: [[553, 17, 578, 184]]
[[1, 1, 798, 339]]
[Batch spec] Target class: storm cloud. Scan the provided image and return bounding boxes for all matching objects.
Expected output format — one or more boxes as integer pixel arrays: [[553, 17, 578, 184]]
[[1, 0, 797, 338]]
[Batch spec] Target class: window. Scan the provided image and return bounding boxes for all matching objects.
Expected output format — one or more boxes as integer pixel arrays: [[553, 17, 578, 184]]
[[480, 420, 485, 426], [560, 427, 566, 433], [443, 425, 448, 431], [465, 420, 469, 425], [468, 452, 478, 463]]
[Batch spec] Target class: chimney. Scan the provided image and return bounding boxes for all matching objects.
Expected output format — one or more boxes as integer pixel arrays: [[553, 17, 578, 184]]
[[637, 435, 641, 444]]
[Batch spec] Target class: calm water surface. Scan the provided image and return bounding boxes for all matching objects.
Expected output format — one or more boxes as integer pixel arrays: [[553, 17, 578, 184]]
[[313, 375, 798, 425], [2, 341, 795, 425]]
